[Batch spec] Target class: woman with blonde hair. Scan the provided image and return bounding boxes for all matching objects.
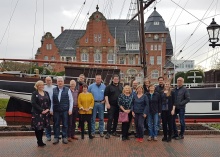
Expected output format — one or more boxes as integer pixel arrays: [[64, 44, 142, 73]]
[[143, 79, 151, 93], [118, 85, 133, 141], [131, 85, 149, 143], [31, 80, 51, 147], [161, 82, 175, 142]]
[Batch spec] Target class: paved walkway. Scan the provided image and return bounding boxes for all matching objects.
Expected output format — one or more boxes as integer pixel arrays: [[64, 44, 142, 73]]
[[0, 135, 220, 157]]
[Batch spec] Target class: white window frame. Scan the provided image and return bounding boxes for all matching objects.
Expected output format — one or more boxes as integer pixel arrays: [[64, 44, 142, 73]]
[[51, 56, 55, 61], [44, 56, 48, 60], [108, 38, 111, 43], [81, 53, 88, 62], [85, 38, 88, 43], [157, 56, 162, 65], [154, 21, 159, 25], [151, 70, 159, 79], [154, 45, 157, 51], [129, 56, 135, 65], [150, 56, 154, 65], [151, 45, 154, 51], [94, 53, 102, 63], [94, 34, 97, 42], [158, 45, 162, 50], [119, 57, 125, 64], [107, 53, 114, 64], [98, 34, 101, 42]]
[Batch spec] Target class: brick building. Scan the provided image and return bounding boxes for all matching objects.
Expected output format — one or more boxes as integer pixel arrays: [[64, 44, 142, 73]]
[[35, 6, 174, 83]]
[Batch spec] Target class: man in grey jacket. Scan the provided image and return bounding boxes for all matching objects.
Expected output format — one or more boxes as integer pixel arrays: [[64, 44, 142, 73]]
[[172, 77, 190, 140]]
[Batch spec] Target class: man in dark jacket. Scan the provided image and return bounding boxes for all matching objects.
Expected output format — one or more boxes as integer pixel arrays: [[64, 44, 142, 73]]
[[155, 77, 165, 131], [104, 74, 123, 139], [172, 77, 190, 140]]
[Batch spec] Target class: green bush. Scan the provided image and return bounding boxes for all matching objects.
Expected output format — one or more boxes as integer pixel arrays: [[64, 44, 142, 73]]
[[210, 124, 220, 130], [0, 99, 9, 109]]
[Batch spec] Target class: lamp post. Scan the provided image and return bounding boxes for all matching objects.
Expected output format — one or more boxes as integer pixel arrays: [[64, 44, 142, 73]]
[[207, 18, 220, 48]]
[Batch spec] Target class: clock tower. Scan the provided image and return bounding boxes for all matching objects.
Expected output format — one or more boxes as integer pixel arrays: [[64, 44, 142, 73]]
[[144, 7, 174, 83]]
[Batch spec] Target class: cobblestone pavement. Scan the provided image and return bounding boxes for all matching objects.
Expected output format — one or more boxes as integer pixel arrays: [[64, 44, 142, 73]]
[[0, 135, 220, 157]]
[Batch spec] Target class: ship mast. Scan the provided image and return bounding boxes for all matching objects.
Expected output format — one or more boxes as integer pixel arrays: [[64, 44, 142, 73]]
[[128, 0, 156, 78]]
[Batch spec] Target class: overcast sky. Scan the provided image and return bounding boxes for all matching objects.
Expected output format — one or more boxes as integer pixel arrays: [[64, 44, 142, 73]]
[[0, 0, 220, 70]]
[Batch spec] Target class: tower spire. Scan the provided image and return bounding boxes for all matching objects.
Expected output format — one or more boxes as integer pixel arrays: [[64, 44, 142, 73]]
[[96, 5, 99, 11]]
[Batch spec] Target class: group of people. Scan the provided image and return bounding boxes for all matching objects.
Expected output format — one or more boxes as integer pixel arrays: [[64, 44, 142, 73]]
[[30, 74, 190, 147]]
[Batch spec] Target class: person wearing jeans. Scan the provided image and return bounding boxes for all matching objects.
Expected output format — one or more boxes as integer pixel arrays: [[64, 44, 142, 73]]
[[88, 75, 106, 138], [131, 85, 149, 143], [146, 84, 161, 141], [50, 77, 73, 144], [44, 76, 55, 141], [172, 77, 190, 140]]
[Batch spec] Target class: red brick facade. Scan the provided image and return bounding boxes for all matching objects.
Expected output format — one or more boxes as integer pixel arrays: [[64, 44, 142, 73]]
[[35, 9, 172, 83]]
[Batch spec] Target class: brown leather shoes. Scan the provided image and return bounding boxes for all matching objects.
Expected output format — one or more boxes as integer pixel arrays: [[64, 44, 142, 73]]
[[71, 136, 79, 140], [68, 138, 72, 142]]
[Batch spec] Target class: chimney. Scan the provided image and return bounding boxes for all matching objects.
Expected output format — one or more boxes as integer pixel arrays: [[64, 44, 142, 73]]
[[61, 26, 64, 33]]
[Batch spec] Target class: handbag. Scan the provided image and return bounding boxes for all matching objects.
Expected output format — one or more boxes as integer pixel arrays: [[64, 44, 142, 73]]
[[118, 112, 129, 122]]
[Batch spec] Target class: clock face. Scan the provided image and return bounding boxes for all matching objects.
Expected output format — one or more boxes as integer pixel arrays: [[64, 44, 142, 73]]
[[94, 14, 101, 21], [154, 34, 159, 40]]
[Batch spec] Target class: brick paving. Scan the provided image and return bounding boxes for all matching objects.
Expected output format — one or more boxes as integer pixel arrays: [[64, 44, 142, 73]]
[[0, 135, 220, 157]]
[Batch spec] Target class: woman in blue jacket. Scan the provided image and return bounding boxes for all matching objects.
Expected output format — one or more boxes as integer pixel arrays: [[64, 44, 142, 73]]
[[146, 84, 161, 141], [131, 85, 149, 143]]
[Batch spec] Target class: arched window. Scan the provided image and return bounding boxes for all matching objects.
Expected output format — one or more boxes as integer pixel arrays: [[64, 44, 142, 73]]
[[151, 70, 159, 79], [94, 53, 102, 63], [107, 53, 114, 64], [81, 53, 88, 62], [127, 69, 137, 75]]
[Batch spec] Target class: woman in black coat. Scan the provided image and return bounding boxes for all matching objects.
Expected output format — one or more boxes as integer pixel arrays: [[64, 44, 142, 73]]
[[161, 82, 175, 142], [31, 80, 51, 147]]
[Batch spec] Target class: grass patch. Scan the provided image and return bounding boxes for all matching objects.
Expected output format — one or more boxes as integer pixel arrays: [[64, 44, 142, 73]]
[[0, 109, 6, 117], [209, 123, 220, 130], [0, 99, 9, 109]]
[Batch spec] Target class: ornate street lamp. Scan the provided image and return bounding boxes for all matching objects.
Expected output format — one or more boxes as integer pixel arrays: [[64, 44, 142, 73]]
[[207, 18, 220, 48]]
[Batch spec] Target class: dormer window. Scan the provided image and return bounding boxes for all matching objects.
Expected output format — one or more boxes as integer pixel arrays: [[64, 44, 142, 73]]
[[154, 21, 159, 25]]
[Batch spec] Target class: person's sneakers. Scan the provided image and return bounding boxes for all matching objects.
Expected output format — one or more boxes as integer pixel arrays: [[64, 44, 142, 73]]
[[91, 134, 95, 138], [175, 136, 180, 140], [112, 132, 120, 137], [105, 133, 110, 139], [53, 138, 59, 144], [139, 138, 143, 143], [153, 137, 158, 141], [46, 137, 51, 141], [172, 135, 178, 139], [100, 132, 104, 137], [136, 138, 140, 142], [162, 137, 167, 142], [179, 134, 184, 139], [62, 138, 68, 144], [67, 137, 72, 142], [147, 136, 152, 141]]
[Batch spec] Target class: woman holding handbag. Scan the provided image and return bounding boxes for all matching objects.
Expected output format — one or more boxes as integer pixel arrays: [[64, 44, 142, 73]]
[[118, 85, 133, 141]]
